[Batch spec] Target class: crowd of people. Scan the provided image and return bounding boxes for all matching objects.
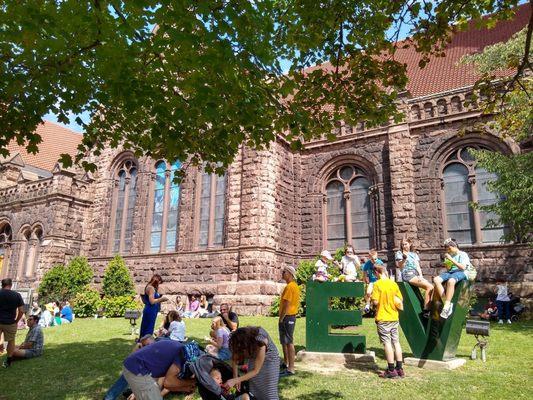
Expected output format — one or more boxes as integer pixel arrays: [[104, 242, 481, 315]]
[[1, 237, 514, 399]]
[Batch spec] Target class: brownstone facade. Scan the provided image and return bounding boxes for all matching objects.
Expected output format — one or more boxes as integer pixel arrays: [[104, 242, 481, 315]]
[[1, 11, 531, 314]]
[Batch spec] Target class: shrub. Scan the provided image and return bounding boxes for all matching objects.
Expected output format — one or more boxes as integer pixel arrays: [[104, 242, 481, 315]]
[[38, 264, 70, 304], [71, 286, 101, 318], [102, 255, 135, 298], [100, 295, 140, 318], [66, 257, 93, 297]]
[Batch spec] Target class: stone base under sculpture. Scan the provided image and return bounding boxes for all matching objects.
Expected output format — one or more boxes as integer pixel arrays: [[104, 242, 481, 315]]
[[404, 357, 466, 370], [296, 350, 376, 370]]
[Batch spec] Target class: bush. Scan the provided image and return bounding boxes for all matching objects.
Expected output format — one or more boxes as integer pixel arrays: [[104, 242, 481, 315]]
[[270, 247, 364, 317], [71, 286, 101, 318], [100, 295, 140, 318], [38, 264, 70, 304], [66, 257, 93, 297], [102, 255, 135, 298]]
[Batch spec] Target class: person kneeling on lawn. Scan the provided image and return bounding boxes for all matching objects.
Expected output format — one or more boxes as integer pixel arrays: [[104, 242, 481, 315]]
[[371, 264, 404, 379], [123, 340, 196, 400], [11, 315, 44, 362]]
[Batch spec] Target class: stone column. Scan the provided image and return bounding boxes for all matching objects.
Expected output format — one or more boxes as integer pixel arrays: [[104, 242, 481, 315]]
[[386, 123, 419, 256]]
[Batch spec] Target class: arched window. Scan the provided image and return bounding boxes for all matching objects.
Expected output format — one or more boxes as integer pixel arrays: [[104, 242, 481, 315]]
[[442, 146, 505, 245], [25, 227, 43, 278], [150, 160, 181, 253], [0, 223, 12, 278], [198, 171, 227, 248], [111, 159, 138, 254], [325, 166, 373, 250]]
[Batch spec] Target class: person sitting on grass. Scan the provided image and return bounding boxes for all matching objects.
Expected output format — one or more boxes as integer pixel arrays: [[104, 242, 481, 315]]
[[433, 239, 470, 319], [10, 315, 44, 362], [167, 311, 186, 342], [206, 316, 232, 361], [395, 238, 434, 317], [371, 264, 404, 379], [39, 304, 53, 328], [219, 303, 239, 332], [183, 295, 200, 318], [60, 301, 73, 324], [362, 249, 383, 314], [104, 335, 155, 400]]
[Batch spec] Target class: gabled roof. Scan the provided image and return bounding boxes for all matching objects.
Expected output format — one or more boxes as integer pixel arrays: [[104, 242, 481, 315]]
[[305, 4, 530, 99], [6, 120, 83, 171], [397, 3, 530, 97]]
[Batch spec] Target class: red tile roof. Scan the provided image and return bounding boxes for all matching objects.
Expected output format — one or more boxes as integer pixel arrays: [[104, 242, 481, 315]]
[[305, 4, 530, 98], [6, 120, 83, 171], [398, 4, 531, 97]]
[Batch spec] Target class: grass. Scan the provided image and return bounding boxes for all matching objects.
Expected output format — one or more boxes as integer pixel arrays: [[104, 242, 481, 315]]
[[1, 316, 532, 400]]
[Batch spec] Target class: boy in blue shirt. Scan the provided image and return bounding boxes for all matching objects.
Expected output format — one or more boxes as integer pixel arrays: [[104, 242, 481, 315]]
[[362, 249, 384, 313]]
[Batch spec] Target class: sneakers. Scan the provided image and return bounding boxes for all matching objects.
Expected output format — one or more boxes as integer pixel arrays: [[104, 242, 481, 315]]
[[379, 369, 400, 379], [507, 319, 512, 324], [2, 360, 10, 368], [440, 303, 454, 319], [279, 369, 295, 378], [422, 309, 431, 319], [498, 319, 503, 324], [395, 368, 405, 378], [364, 304, 371, 314]]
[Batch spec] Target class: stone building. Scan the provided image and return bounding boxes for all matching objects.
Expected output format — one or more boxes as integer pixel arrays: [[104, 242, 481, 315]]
[[0, 7, 531, 314]]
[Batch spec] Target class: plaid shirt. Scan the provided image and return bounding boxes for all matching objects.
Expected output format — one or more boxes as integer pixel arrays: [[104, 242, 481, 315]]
[[24, 325, 44, 355]]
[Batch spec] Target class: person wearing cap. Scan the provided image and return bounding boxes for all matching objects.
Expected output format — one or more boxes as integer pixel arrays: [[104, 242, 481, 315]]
[[433, 239, 471, 319], [313, 250, 333, 282], [278, 266, 300, 376], [371, 263, 405, 379], [103, 335, 155, 400]]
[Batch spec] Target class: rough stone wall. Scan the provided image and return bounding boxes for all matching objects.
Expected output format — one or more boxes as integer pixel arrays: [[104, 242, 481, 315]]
[[298, 131, 390, 260], [0, 170, 92, 287]]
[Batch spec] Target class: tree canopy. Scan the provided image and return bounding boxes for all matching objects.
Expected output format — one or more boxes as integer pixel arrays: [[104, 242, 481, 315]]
[[0, 0, 526, 172]]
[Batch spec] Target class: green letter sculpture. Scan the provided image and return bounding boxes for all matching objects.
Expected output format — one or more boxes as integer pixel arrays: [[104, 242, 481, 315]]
[[306, 281, 365, 353], [398, 281, 471, 361]]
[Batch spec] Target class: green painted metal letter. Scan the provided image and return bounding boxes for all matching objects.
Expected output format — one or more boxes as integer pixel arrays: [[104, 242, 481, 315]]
[[306, 281, 366, 353]]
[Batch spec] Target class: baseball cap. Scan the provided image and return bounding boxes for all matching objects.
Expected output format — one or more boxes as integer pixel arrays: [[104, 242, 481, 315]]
[[283, 266, 297, 278]]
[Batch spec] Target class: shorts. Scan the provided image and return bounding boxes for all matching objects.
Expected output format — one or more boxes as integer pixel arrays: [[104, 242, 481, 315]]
[[218, 347, 232, 361], [0, 323, 17, 342], [376, 321, 400, 345], [20, 349, 41, 359], [279, 315, 296, 345], [401, 269, 419, 282], [439, 269, 467, 283]]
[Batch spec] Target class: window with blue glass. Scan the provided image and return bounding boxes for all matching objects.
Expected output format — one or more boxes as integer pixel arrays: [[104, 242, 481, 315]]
[[150, 160, 181, 252], [198, 171, 226, 248], [112, 159, 138, 254]]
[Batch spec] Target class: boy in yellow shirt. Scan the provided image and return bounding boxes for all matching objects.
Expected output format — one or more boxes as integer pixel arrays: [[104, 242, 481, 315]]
[[371, 263, 405, 379], [279, 266, 300, 376]]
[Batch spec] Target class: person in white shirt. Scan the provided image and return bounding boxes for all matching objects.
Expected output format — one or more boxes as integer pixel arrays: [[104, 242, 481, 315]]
[[340, 245, 360, 281], [313, 250, 333, 281], [495, 280, 512, 324]]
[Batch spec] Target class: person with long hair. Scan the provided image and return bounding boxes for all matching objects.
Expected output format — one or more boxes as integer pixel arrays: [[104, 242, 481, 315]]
[[225, 326, 279, 400], [139, 274, 168, 338], [395, 238, 434, 316]]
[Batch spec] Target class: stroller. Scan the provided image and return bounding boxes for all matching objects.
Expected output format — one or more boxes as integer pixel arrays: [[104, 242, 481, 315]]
[[183, 354, 251, 400], [509, 294, 526, 322]]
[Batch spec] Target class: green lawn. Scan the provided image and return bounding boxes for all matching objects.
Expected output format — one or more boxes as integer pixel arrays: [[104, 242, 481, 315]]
[[1, 316, 532, 400]]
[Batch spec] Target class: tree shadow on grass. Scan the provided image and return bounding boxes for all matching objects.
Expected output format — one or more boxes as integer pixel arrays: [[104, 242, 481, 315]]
[[2, 337, 135, 400]]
